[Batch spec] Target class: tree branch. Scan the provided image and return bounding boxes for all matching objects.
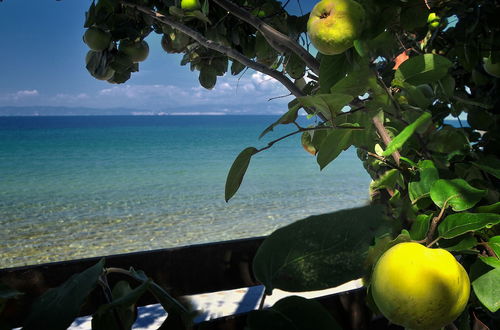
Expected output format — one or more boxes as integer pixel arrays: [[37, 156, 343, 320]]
[[120, 1, 327, 120], [120, 2, 307, 98], [212, 0, 320, 75], [372, 116, 401, 166]]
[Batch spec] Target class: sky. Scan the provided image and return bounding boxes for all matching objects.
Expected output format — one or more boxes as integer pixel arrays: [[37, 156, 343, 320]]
[[0, 0, 315, 115]]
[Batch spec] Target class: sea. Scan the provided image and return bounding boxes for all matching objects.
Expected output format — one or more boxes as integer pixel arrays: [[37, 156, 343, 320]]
[[0, 115, 370, 268]]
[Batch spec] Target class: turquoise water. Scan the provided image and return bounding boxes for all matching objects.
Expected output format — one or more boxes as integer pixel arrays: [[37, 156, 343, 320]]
[[0, 116, 370, 268]]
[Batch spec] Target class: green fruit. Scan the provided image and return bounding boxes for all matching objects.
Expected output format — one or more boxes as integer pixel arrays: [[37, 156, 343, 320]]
[[371, 242, 470, 330], [119, 40, 149, 63], [181, 0, 200, 10], [307, 0, 365, 55], [83, 27, 112, 51], [427, 12, 441, 30], [483, 56, 500, 78]]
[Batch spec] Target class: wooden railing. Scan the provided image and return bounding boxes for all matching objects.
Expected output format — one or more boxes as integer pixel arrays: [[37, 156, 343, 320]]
[[0, 237, 397, 329]]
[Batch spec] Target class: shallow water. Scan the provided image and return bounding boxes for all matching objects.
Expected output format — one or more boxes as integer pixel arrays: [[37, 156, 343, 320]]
[[0, 115, 370, 268]]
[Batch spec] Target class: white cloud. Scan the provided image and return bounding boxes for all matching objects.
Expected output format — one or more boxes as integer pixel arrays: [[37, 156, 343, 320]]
[[15, 89, 39, 98], [0, 70, 295, 114]]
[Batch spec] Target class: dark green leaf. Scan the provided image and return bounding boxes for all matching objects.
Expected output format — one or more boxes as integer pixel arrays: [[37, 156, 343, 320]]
[[409, 160, 439, 203], [400, 0, 428, 30], [285, 52, 306, 79], [394, 54, 453, 85], [319, 53, 350, 94], [427, 126, 470, 154], [92, 280, 147, 330], [370, 169, 402, 191], [478, 256, 500, 269], [225, 147, 257, 202], [440, 234, 478, 253], [247, 296, 342, 330], [409, 213, 432, 241], [259, 101, 301, 139], [439, 75, 456, 98], [472, 268, 500, 312], [297, 93, 352, 121], [401, 83, 432, 109], [330, 65, 372, 97], [22, 259, 105, 330], [230, 60, 245, 75], [476, 202, 500, 214], [317, 128, 354, 170], [472, 155, 500, 179], [438, 213, 500, 239], [430, 179, 487, 212], [489, 236, 500, 258], [127, 268, 192, 329], [382, 112, 431, 156], [253, 205, 388, 294]]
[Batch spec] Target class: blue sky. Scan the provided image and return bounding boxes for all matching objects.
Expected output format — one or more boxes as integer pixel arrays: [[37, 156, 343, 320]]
[[0, 0, 315, 115]]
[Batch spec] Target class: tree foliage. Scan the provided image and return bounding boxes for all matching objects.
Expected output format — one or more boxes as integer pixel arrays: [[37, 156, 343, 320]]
[[2, 0, 500, 329]]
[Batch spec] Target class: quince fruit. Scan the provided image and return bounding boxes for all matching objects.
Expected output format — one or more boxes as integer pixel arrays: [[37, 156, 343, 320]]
[[119, 40, 150, 63], [83, 27, 112, 51], [483, 56, 500, 78], [181, 0, 200, 10], [307, 0, 365, 55], [371, 242, 470, 330]]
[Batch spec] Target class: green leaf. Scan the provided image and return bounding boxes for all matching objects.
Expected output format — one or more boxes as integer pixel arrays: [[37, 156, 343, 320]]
[[246, 296, 342, 330], [92, 280, 149, 330], [297, 93, 353, 121], [285, 52, 306, 79], [409, 213, 432, 241], [472, 155, 500, 179], [489, 236, 500, 258], [319, 53, 350, 94], [438, 213, 500, 239], [472, 268, 500, 312], [439, 75, 456, 99], [370, 169, 402, 190], [253, 205, 388, 294], [259, 101, 301, 139], [478, 256, 500, 269], [427, 126, 470, 154], [330, 65, 372, 97], [430, 179, 487, 212], [394, 54, 453, 85], [440, 234, 478, 253], [400, 0, 428, 30], [382, 112, 431, 156], [409, 160, 439, 203], [316, 128, 354, 170], [22, 259, 105, 330], [127, 268, 193, 329], [476, 202, 500, 214], [225, 147, 257, 202]]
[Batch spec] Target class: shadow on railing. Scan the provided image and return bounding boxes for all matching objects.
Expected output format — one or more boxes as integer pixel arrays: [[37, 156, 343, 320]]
[[0, 237, 399, 329]]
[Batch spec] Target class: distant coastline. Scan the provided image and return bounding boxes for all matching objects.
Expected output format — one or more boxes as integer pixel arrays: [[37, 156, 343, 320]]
[[0, 106, 294, 117]]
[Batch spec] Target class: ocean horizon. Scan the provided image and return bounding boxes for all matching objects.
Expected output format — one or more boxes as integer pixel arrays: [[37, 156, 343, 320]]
[[0, 115, 371, 268]]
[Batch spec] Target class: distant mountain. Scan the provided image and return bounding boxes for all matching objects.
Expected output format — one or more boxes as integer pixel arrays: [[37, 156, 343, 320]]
[[0, 104, 288, 116]]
